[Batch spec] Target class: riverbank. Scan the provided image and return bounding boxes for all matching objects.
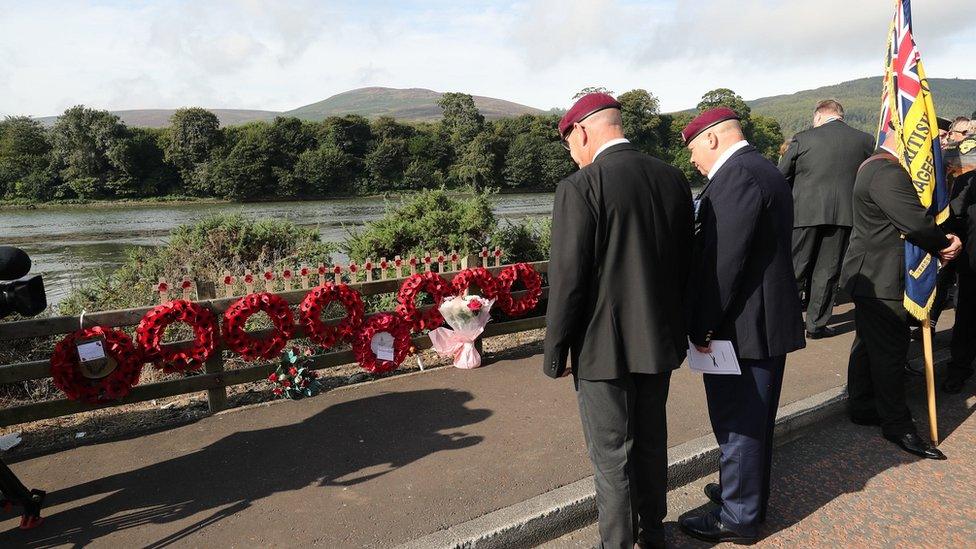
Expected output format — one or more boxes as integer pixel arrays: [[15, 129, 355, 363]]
[[0, 187, 555, 211]]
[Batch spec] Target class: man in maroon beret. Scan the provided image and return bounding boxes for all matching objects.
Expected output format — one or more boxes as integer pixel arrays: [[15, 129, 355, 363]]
[[544, 93, 694, 548], [678, 108, 805, 543]]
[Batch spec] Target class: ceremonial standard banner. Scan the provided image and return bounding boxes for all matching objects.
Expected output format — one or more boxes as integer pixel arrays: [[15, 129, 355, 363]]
[[877, 0, 951, 321]]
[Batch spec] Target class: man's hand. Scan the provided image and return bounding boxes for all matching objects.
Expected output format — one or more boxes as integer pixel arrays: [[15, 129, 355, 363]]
[[694, 344, 712, 354], [559, 366, 573, 378], [940, 234, 962, 262]]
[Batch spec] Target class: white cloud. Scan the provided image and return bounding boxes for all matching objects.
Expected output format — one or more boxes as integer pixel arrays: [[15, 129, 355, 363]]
[[0, 0, 974, 118]]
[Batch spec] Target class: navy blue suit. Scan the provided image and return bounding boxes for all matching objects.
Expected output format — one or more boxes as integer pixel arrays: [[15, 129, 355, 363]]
[[688, 144, 805, 536]]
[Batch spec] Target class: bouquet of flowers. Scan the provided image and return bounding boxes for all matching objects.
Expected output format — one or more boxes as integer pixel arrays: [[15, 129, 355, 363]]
[[428, 295, 495, 369], [268, 348, 323, 400]]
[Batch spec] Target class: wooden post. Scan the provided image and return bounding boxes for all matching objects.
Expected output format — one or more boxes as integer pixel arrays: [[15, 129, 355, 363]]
[[922, 317, 939, 444], [380, 257, 389, 280], [262, 268, 274, 292], [494, 246, 503, 267], [181, 275, 193, 301], [395, 256, 404, 278], [196, 282, 227, 413], [348, 262, 358, 283], [424, 252, 432, 272], [436, 251, 446, 273], [409, 256, 418, 275], [318, 264, 327, 286], [450, 251, 460, 272], [333, 264, 342, 285], [481, 247, 490, 268], [364, 259, 373, 282], [300, 265, 310, 289]]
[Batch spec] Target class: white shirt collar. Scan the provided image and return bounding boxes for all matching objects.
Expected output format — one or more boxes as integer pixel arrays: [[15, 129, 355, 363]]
[[821, 116, 842, 125], [880, 144, 897, 156], [593, 138, 630, 161], [707, 140, 750, 180]]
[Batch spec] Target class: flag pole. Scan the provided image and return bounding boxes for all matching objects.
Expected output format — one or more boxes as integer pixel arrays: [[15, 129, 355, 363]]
[[921, 314, 939, 445]]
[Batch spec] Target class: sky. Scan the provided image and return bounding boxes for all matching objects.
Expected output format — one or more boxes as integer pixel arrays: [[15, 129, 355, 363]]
[[2, 0, 976, 118]]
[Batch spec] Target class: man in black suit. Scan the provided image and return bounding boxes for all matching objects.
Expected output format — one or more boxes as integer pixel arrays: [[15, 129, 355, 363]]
[[543, 93, 694, 549], [779, 100, 875, 338], [943, 137, 976, 393], [840, 128, 961, 459], [678, 108, 806, 544]]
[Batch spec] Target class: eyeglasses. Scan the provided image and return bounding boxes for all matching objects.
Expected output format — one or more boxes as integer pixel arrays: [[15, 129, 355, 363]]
[[561, 123, 585, 151]]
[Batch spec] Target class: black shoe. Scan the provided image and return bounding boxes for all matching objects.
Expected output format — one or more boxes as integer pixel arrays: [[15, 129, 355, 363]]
[[883, 433, 947, 460], [703, 482, 722, 505], [849, 414, 882, 426], [806, 326, 838, 340], [679, 512, 756, 544], [942, 372, 972, 394]]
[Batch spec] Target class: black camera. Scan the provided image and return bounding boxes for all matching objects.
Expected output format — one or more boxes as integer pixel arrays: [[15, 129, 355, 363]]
[[0, 246, 47, 319]]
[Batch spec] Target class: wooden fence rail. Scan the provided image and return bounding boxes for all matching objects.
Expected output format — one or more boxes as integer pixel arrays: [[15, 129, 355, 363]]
[[0, 260, 549, 429]]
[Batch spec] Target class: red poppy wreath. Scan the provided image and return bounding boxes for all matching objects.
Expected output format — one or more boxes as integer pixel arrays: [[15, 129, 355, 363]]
[[395, 271, 452, 332], [298, 283, 365, 351], [352, 312, 412, 374], [450, 267, 500, 300], [222, 292, 295, 361], [496, 263, 543, 317], [50, 326, 143, 404], [135, 300, 218, 373]]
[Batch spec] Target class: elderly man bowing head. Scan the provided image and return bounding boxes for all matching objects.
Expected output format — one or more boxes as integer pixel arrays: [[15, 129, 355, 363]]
[[680, 108, 805, 544], [544, 93, 694, 549]]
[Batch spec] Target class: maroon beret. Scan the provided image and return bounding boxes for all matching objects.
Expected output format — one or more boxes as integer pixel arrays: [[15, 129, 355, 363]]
[[681, 107, 741, 145], [559, 93, 622, 138]]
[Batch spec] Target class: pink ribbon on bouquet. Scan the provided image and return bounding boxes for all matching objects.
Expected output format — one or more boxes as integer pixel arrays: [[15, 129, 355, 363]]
[[429, 325, 485, 369]]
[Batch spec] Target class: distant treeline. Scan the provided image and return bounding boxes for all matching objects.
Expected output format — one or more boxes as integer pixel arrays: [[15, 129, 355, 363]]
[[0, 88, 785, 204]]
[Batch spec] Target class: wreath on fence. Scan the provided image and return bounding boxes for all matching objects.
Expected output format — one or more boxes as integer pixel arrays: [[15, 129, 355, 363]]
[[299, 283, 365, 351], [496, 263, 543, 317], [135, 300, 218, 373], [396, 272, 452, 332], [50, 326, 143, 404], [352, 312, 412, 374], [222, 293, 295, 361], [451, 267, 500, 300]]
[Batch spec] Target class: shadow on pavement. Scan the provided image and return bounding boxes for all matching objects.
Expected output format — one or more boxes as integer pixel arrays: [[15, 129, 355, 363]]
[[665, 384, 976, 548], [0, 388, 491, 548]]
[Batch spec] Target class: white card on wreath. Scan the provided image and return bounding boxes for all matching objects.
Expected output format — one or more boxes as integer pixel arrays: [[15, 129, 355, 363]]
[[371, 332, 395, 361]]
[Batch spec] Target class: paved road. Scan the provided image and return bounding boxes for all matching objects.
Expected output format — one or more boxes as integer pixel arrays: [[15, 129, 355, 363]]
[[0, 306, 963, 547], [544, 377, 976, 548]]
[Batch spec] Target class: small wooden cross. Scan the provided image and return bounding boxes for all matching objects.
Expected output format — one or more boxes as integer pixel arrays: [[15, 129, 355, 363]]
[[222, 271, 235, 298], [157, 278, 170, 304], [299, 265, 310, 289], [379, 257, 389, 280], [243, 270, 255, 294]]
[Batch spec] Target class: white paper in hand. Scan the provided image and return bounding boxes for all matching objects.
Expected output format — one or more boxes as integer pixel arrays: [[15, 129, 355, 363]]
[[687, 339, 741, 375]]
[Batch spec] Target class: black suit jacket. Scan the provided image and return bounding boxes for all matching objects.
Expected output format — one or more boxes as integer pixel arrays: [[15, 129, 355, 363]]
[[948, 171, 976, 275], [688, 145, 805, 359], [543, 143, 694, 380], [840, 151, 951, 300], [778, 120, 875, 228]]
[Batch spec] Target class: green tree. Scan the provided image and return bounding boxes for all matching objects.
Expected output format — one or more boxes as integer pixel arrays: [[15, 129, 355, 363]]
[[539, 141, 575, 190], [617, 89, 663, 156], [503, 133, 544, 188], [294, 143, 354, 196], [748, 115, 785, 162], [318, 115, 373, 157], [364, 137, 409, 191], [210, 128, 272, 200], [573, 86, 614, 100], [454, 131, 501, 191], [49, 105, 131, 199], [0, 116, 52, 200], [265, 117, 316, 197], [438, 92, 484, 149], [105, 127, 175, 197], [696, 88, 751, 119], [163, 107, 222, 192]]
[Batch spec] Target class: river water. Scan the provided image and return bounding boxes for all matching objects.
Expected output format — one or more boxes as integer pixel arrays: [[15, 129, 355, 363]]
[[0, 193, 555, 306]]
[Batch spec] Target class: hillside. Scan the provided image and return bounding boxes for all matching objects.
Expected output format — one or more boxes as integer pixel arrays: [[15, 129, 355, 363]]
[[283, 87, 543, 121], [36, 108, 280, 128], [747, 77, 976, 136]]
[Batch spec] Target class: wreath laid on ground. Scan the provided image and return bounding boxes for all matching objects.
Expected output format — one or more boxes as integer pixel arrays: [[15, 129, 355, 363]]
[[352, 312, 412, 374], [299, 283, 365, 351], [268, 348, 323, 399], [451, 267, 500, 300], [496, 263, 543, 317], [135, 299, 218, 373], [396, 272, 452, 332], [50, 326, 143, 404], [222, 293, 295, 361]]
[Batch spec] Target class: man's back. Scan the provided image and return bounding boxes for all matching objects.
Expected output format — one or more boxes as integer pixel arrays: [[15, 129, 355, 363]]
[[779, 120, 875, 227], [543, 143, 694, 379]]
